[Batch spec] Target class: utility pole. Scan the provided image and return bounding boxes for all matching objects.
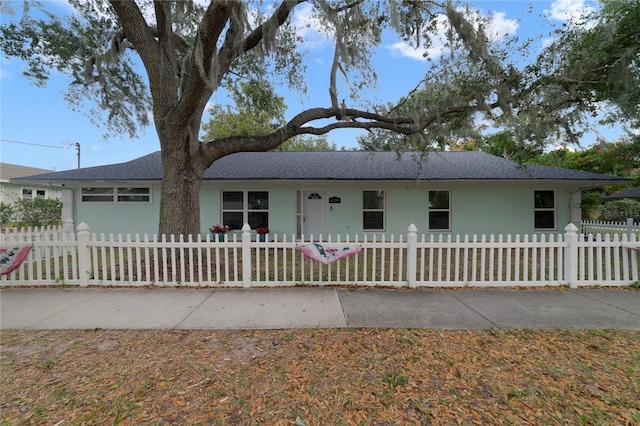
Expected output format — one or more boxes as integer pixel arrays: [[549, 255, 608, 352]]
[[75, 143, 80, 169]]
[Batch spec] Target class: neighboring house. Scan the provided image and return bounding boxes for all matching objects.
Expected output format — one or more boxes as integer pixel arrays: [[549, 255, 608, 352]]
[[599, 187, 640, 201], [0, 163, 62, 204], [13, 151, 632, 237]]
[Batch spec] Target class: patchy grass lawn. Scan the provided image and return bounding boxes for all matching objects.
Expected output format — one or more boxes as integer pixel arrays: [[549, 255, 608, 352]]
[[1, 329, 639, 425]]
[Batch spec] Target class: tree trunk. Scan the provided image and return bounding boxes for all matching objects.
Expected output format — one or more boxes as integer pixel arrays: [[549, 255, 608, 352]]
[[158, 144, 207, 238]]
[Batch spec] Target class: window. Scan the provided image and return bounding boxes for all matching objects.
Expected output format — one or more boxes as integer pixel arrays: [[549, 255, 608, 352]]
[[81, 187, 113, 202], [534, 190, 555, 230], [363, 190, 384, 230], [429, 190, 450, 231], [222, 191, 269, 230], [81, 187, 151, 203], [22, 189, 46, 199], [118, 187, 151, 202]]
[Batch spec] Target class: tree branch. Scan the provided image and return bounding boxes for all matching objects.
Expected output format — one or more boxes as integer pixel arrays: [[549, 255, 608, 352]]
[[153, 1, 179, 98], [200, 100, 497, 163], [108, 1, 158, 77], [171, 1, 236, 136], [240, 0, 305, 54]]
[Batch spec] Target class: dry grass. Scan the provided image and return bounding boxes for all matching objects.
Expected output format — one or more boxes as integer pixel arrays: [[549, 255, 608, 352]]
[[2, 329, 639, 425]]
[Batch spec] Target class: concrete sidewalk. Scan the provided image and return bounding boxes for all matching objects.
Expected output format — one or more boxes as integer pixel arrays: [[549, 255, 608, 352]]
[[1, 287, 639, 331]]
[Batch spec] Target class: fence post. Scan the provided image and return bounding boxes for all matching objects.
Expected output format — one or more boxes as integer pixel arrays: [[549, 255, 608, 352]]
[[77, 222, 90, 287], [407, 224, 418, 288], [626, 218, 633, 240], [564, 223, 579, 288], [242, 223, 252, 288], [63, 217, 74, 236]]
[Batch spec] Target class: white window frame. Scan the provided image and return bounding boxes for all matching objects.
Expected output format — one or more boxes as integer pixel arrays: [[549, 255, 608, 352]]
[[22, 189, 33, 200], [428, 189, 451, 231], [534, 190, 556, 231], [80, 186, 152, 204], [362, 190, 385, 231], [221, 190, 269, 230]]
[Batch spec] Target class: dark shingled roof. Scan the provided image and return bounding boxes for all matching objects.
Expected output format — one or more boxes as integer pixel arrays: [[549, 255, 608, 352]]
[[12, 150, 631, 183], [0, 163, 55, 182], [600, 187, 640, 199]]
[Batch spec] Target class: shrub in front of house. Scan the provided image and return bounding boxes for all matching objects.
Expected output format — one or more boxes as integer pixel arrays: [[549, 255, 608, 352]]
[[13, 198, 63, 227], [0, 202, 15, 225], [597, 198, 640, 222]]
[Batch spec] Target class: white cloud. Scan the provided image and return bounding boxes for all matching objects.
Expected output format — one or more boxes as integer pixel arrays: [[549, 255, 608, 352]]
[[541, 37, 555, 49], [388, 42, 443, 62], [483, 12, 519, 42], [546, 0, 598, 30], [387, 13, 448, 62], [540, 0, 598, 53], [546, 0, 595, 22], [290, 2, 332, 48], [388, 8, 518, 62]]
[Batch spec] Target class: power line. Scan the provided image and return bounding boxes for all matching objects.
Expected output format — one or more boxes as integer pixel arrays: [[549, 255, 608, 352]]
[[0, 138, 71, 149]]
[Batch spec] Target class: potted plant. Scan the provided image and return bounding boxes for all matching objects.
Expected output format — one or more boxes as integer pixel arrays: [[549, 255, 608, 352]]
[[209, 225, 230, 241], [255, 227, 269, 242]]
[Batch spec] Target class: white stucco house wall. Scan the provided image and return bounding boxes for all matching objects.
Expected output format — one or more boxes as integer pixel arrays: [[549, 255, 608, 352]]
[[0, 163, 62, 204]]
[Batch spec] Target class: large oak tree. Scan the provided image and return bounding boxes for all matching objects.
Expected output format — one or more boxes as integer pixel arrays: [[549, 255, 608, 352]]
[[4, 1, 635, 236]]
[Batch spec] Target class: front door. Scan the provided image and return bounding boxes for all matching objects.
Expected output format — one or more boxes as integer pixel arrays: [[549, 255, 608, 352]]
[[302, 190, 327, 240]]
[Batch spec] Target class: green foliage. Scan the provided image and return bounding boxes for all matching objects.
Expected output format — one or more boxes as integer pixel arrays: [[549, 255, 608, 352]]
[[476, 131, 543, 162], [533, 141, 640, 176], [274, 135, 338, 152], [13, 198, 62, 227], [0, 202, 15, 225], [0, 1, 151, 137], [597, 199, 640, 222], [356, 74, 489, 152], [553, 0, 640, 125], [201, 81, 286, 140], [532, 140, 640, 219], [580, 191, 602, 221], [40, 358, 56, 370], [357, 0, 640, 153], [383, 371, 408, 388], [202, 81, 337, 151]]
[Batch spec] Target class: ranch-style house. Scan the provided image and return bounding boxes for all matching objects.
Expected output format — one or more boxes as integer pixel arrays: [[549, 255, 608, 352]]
[[12, 150, 631, 238]]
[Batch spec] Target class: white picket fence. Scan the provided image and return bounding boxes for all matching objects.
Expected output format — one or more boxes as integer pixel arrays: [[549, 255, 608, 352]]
[[581, 218, 640, 239], [1, 221, 638, 287]]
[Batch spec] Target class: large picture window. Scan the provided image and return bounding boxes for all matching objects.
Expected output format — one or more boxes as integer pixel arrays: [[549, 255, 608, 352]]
[[429, 190, 450, 231], [81, 187, 151, 203], [222, 191, 269, 230], [363, 190, 384, 231], [534, 190, 555, 230]]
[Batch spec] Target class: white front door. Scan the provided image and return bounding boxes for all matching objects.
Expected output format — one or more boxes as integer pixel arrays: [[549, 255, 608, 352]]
[[302, 190, 327, 239]]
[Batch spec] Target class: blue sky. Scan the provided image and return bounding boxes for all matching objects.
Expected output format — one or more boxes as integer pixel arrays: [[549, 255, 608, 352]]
[[0, 0, 608, 172]]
